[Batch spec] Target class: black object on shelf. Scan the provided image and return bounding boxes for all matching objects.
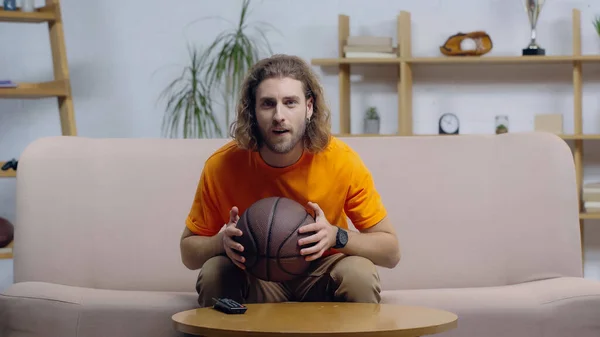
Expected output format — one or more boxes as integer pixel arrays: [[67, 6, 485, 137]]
[[1, 159, 18, 171]]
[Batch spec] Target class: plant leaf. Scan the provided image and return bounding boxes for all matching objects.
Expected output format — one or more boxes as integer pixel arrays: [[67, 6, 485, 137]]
[[159, 0, 277, 138]]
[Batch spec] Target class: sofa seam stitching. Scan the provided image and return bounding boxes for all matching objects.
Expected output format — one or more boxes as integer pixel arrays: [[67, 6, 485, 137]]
[[541, 294, 600, 305], [0, 293, 81, 305]]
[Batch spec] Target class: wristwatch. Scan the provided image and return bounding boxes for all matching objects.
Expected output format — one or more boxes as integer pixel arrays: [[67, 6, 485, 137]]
[[333, 227, 348, 249]]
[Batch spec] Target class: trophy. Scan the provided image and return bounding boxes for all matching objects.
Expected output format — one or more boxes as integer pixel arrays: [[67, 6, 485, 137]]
[[522, 0, 546, 55]]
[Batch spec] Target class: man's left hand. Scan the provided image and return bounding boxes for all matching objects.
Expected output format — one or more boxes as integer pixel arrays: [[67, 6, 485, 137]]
[[297, 202, 338, 261]]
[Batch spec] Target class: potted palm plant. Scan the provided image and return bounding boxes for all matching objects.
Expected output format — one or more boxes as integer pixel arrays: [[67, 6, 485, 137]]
[[364, 107, 380, 134], [159, 0, 277, 138], [594, 15, 600, 53]]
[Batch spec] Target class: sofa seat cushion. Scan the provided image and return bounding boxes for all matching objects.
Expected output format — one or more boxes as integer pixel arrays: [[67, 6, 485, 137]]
[[0, 281, 198, 337], [381, 276, 600, 337]]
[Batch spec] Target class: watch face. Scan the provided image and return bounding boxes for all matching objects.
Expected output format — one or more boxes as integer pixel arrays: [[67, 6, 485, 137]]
[[439, 113, 459, 134], [339, 228, 348, 244], [341, 230, 348, 243], [335, 228, 348, 248]]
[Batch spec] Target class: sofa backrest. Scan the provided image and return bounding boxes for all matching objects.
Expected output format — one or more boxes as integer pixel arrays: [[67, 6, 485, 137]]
[[12, 133, 582, 293]]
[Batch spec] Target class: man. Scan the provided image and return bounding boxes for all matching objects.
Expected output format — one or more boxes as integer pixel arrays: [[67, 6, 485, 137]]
[[180, 54, 400, 307]]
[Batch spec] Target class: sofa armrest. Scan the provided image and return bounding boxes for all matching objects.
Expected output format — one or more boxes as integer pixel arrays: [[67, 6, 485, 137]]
[[0, 281, 199, 337], [0, 282, 82, 337]]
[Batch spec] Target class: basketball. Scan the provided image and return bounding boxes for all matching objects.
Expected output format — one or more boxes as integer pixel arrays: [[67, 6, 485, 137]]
[[0, 217, 14, 248], [234, 196, 315, 282]]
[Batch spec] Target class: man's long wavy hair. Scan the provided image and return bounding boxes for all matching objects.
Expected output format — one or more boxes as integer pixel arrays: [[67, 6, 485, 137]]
[[229, 54, 332, 153]]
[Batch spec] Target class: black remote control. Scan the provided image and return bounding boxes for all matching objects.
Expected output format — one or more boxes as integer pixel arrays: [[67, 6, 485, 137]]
[[212, 298, 247, 314]]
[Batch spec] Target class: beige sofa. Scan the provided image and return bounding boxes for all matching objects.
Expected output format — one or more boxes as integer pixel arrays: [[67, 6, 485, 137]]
[[1, 132, 600, 337]]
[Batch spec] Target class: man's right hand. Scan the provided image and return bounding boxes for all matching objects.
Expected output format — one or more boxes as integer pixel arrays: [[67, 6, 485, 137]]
[[222, 206, 245, 269]]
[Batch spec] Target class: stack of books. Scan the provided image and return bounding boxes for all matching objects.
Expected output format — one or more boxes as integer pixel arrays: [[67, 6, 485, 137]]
[[344, 36, 397, 58], [0, 80, 17, 88], [583, 182, 600, 213]]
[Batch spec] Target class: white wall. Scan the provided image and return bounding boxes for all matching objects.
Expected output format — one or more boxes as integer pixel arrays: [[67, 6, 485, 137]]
[[1, 0, 600, 278]]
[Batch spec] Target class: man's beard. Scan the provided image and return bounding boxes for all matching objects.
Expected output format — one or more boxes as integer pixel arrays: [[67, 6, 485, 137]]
[[260, 119, 307, 154]]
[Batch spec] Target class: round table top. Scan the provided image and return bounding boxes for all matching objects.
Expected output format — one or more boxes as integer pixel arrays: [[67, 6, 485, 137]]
[[172, 302, 458, 337]]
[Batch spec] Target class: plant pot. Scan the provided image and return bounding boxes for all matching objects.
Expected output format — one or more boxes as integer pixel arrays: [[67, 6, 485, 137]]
[[365, 119, 380, 134], [495, 115, 509, 134]]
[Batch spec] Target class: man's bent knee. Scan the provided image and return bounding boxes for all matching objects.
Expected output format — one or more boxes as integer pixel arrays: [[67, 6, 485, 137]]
[[330, 256, 381, 303], [196, 255, 246, 307]]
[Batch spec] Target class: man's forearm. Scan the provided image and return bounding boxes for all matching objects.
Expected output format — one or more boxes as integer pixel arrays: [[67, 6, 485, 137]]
[[180, 231, 225, 270], [336, 230, 400, 268]]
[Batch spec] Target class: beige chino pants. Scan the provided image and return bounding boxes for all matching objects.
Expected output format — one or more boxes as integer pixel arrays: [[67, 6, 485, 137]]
[[195, 253, 381, 307]]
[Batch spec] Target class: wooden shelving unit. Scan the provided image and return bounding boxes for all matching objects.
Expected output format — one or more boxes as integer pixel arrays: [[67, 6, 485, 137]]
[[0, 0, 76, 185], [0, 5, 56, 23], [0, 80, 69, 98], [0, 0, 76, 258], [311, 8, 599, 263]]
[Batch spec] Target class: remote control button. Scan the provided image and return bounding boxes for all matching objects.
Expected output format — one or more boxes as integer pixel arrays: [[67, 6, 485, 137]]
[[225, 299, 241, 307]]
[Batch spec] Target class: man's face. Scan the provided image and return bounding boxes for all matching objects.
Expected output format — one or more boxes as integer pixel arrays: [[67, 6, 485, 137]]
[[254, 77, 313, 154]]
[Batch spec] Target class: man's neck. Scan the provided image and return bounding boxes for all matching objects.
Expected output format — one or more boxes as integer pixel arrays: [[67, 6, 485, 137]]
[[259, 145, 304, 168]]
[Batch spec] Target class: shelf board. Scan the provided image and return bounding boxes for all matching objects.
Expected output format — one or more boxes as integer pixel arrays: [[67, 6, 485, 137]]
[[0, 80, 68, 99], [0, 241, 13, 260], [0, 162, 16, 178], [405, 55, 594, 64], [0, 171, 16, 178], [573, 55, 600, 62], [580, 212, 600, 220], [560, 134, 600, 140], [0, 6, 56, 23], [312, 55, 600, 66]]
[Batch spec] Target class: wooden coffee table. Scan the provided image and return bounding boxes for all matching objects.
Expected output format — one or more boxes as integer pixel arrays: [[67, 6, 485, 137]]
[[172, 302, 458, 337]]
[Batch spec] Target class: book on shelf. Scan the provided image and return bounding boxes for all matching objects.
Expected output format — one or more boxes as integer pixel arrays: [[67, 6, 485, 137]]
[[344, 36, 398, 58], [583, 182, 600, 201], [344, 45, 395, 53], [347, 36, 393, 46], [584, 202, 600, 213], [345, 51, 397, 58], [583, 182, 600, 212], [0, 80, 17, 88]]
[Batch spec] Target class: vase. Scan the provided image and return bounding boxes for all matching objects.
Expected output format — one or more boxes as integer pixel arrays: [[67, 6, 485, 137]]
[[365, 118, 380, 134], [21, 0, 34, 12]]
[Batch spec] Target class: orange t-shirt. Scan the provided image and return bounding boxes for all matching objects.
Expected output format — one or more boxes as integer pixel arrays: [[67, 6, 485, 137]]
[[186, 137, 387, 245]]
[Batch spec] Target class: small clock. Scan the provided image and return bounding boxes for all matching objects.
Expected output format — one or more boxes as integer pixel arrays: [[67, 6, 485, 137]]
[[439, 113, 459, 135]]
